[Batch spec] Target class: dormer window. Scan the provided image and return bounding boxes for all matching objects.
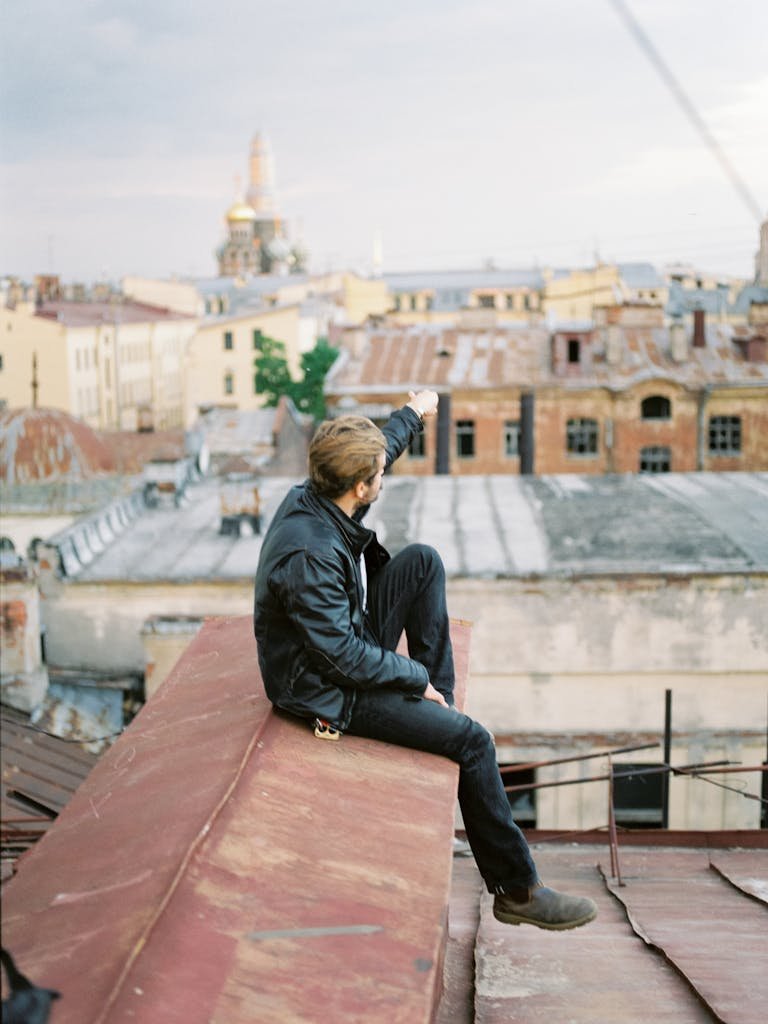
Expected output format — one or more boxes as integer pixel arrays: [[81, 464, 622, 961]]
[[641, 395, 671, 419]]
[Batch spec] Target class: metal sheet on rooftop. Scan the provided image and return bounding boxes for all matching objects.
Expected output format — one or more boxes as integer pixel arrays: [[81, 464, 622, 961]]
[[54, 471, 768, 583]]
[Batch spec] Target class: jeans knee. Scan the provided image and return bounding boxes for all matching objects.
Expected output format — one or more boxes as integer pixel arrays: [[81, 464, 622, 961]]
[[461, 719, 495, 767], [406, 543, 445, 581]]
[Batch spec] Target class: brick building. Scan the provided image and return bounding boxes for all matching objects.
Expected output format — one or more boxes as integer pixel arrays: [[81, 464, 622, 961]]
[[324, 304, 768, 475]]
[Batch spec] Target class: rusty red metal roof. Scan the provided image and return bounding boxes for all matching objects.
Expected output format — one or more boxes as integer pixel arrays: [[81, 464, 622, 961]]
[[0, 408, 116, 483], [35, 299, 193, 327], [1, 616, 471, 1023], [1, 706, 98, 878], [325, 322, 768, 398], [468, 842, 767, 1023], [0, 408, 188, 482]]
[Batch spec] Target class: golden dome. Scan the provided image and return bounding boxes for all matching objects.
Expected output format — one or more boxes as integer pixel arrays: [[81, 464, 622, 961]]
[[226, 200, 257, 222]]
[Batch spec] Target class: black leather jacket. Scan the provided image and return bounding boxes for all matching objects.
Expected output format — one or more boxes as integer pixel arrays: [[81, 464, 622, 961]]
[[253, 407, 428, 730]]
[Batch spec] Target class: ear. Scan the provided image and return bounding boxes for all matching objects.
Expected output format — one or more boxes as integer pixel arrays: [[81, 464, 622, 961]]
[[353, 479, 368, 501]]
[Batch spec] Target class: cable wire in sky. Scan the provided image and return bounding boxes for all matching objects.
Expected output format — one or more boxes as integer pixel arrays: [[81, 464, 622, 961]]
[[608, 0, 763, 223]]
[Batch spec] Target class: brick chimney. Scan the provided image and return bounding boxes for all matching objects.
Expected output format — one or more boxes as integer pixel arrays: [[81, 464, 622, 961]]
[[692, 308, 706, 347]]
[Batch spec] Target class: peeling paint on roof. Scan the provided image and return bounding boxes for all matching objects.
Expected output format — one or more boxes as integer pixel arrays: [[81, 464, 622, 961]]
[[325, 322, 768, 395], [0, 408, 116, 483]]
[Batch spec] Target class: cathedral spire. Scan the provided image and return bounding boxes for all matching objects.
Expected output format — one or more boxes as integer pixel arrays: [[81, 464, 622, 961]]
[[247, 133, 276, 216]]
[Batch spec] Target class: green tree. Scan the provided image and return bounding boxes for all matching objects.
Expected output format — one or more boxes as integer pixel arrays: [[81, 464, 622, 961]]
[[253, 337, 294, 408], [294, 337, 340, 420], [253, 336, 339, 421]]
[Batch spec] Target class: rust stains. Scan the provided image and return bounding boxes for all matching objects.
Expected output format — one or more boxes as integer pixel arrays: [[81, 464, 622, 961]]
[[0, 408, 115, 483]]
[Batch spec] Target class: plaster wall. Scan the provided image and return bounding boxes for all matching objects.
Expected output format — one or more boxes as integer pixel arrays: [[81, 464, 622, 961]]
[[447, 575, 767, 831], [184, 305, 301, 425], [0, 307, 69, 411], [38, 571, 766, 829], [42, 580, 253, 673]]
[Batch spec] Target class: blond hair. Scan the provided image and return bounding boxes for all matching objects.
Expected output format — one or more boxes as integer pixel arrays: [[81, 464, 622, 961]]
[[309, 416, 386, 499]]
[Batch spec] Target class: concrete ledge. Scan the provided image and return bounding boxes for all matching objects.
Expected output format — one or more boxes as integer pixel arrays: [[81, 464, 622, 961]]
[[2, 615, 470, 1023]]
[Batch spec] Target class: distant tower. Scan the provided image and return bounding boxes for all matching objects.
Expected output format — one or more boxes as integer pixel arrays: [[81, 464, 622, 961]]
[[216, 134, 307, 277], [756, 218, 768, 286], [246, 134, 276, 215]]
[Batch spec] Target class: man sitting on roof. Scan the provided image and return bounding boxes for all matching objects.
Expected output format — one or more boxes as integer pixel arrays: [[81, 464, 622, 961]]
[[253, 391, 597, 930]]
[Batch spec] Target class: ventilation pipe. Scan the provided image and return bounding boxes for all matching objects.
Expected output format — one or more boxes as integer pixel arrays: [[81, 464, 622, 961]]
[[519, 391, 535, 475], [692, 308, 706, 347], [435, 392, 451, 475]]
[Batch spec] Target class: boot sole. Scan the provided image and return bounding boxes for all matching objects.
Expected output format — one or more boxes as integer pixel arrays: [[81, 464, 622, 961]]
[[493, 906, 597, 931]]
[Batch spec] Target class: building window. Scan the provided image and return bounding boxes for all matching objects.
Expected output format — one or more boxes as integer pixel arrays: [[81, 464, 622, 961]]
[[499, 764, 537, 828], [708, 415, 742, 454], [224, 373, 234, 395], [394, 295, 402, 311], [639, 446, 671, 472], [505, 293, 515, 309], [0, 353, 3, 370], [408, 431, 426, 459], [410, 295, 418, 311], [477, 294, 495, 309], [223, 331, 234, 351], [503, 420, 520, 457], [253, 329, 264, 350], [612, 763, 664, 828], [425, 295, 434, 311], [641, 395, 671, 419], [456, 420, 475, 458], [567, 338, 581, 364], [566, 418, 598, 455]]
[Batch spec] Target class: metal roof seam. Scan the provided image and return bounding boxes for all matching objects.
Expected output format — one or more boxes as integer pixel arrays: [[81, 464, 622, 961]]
[[89, 708, 272, 1024]]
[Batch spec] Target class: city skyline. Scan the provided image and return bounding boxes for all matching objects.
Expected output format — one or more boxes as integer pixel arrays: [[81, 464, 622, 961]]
[[1, 0, 766, 284]]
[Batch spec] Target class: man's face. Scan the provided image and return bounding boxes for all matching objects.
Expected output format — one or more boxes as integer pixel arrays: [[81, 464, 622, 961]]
[[360, 452, 386, 505]]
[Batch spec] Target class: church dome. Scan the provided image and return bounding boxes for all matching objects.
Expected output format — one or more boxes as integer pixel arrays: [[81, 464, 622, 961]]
[[0, 408, 116, 483], [226, 200, 257, 223]]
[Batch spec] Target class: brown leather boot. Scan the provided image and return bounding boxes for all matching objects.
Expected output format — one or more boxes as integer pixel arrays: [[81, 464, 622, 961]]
[[493, 882, 597, 931]]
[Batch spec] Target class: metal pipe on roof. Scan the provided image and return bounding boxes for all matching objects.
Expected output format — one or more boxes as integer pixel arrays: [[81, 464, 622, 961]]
[[435, 392, 450, 475], [519, 391, 535, 475], [499, 741, 659, 774], [503, 760, 735, 793], [662, 689, 672, 829]]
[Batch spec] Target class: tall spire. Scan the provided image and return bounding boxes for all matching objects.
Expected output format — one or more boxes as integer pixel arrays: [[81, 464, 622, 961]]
[[246, 133, 276, 216]]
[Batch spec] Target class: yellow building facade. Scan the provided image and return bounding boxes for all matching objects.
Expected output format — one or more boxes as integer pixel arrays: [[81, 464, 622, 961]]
[[0, 301, 197, 430], [184, 304, 304, 425]]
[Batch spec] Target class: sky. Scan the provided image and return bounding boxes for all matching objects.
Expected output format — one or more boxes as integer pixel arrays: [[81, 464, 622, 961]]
[[1, 0, 766, 284]]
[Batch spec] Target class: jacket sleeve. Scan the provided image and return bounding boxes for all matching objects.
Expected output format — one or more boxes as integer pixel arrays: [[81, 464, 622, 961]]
[[269, 550, 429, 694], [380, 406, 423, 471]]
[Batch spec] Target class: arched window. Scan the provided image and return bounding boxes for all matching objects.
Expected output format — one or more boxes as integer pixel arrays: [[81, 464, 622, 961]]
[[641, 395, 671, 419]]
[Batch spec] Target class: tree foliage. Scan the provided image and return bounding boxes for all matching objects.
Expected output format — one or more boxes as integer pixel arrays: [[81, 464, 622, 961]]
[[254, 336, 339, 421]]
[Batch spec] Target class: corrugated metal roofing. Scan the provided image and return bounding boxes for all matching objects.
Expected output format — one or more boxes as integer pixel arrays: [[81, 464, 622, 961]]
[[324, 323, 768, 395], [1, 706, 98, 876]]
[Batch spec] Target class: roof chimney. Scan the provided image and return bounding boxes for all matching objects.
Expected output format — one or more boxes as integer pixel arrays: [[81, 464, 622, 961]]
[[692, 308, 706, 348], [670, 319, 687, 362]]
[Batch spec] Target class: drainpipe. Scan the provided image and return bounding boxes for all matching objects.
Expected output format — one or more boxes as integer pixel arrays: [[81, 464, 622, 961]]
[[435, 391, 451, 475], [696, 385, 711, 471], [519, 391, 535, 475]]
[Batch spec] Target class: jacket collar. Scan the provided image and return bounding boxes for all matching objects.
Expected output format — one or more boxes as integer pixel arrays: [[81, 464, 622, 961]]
[[304, 482, 374, 557]]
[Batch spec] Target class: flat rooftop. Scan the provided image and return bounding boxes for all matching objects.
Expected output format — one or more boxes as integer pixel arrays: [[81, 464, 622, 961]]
[[56, 471, 768, 582]]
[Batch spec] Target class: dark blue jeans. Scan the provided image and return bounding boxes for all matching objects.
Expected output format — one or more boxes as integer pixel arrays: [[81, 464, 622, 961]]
[[347, 543, 538, 894]]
